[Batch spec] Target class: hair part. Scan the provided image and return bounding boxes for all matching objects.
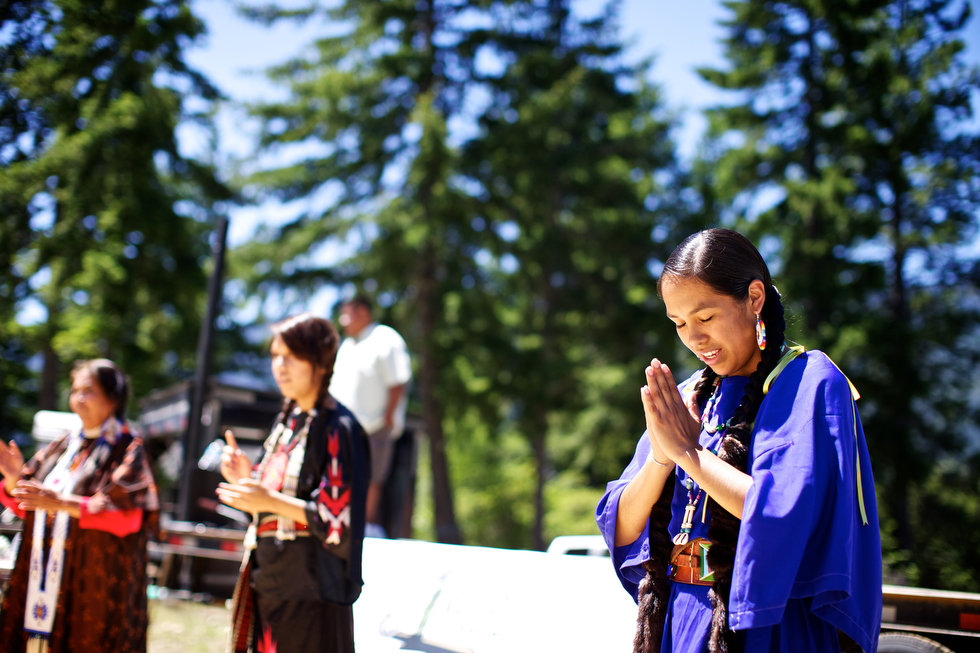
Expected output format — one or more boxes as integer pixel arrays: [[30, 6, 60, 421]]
[[657, 228, 772, 301], [71, 358, 129, 419]]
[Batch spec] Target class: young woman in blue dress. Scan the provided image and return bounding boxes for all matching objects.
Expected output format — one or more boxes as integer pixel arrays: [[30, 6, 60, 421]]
[[596, 229, 882, 652]]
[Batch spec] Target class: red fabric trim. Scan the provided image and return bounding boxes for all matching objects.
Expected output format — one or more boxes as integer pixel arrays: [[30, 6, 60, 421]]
[[78, 500, 143, 537], [319, 488, 350, 515], [0, 483, 25, 519]]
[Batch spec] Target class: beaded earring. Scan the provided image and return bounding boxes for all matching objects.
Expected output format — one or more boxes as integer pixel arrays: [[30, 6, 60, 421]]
[[756, 314, 767, 351]]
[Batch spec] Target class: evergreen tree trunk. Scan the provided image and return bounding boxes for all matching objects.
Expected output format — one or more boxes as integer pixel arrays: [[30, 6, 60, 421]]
[[417, 0, 459, 545], [801, 21, 825, 331], [532, 409, 548, 551], [886, 178, 914, 550], [39, 343, 59, 411], [418, 238, 461, 544]]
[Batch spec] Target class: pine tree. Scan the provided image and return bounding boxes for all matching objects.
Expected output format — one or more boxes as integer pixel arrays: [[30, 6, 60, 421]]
[[0, 0, 51, 441], [232, 0, 501, 543], [698, 0, 980, 586], [1, 0, 231, 418], [233, 0, 694, 547], [462, 0, 690, 548]]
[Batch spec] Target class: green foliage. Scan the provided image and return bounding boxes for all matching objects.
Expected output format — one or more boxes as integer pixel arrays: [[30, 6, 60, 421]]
[[451, 416, 538, 548], [905, 456, 980, 591], [233, 0, 698, 549], [0, 324, 37, 443], [1, 1, 231, 425], [234, 0, 531, 544], [457, 3, 698, 547], [543, 470, 604, 542]]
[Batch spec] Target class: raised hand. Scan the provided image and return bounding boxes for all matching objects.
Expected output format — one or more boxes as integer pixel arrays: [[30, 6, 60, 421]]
[[0, 439, 25, 494], [219, 429, 252, 483]]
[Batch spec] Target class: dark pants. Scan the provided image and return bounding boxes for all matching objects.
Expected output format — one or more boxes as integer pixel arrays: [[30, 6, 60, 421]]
[[255, 595, 355, 653]]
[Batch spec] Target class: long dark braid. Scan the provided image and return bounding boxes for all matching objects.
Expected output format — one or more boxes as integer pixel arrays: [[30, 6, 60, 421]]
[[277, 398, 298, 427], [634, 229, 786, 652], [634, 473, 674, 652]]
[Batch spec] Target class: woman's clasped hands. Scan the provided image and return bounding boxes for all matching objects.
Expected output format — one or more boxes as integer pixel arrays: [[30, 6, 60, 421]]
[[640, 358, 701, 466]]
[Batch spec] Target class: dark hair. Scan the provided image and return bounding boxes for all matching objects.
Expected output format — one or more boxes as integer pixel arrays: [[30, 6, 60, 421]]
[[341, 294, 373, 314], [71, 358, 129, 420], [656, 228, 772, 300], [636, 229, 786, 653], [270, 313, 339, 414]]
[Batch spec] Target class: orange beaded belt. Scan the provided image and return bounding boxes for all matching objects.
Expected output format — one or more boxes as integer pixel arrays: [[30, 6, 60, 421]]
[[668, 537, 714, 586]]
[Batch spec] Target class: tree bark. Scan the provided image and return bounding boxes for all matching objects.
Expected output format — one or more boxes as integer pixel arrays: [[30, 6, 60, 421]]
[[417, 245, 461, 544]]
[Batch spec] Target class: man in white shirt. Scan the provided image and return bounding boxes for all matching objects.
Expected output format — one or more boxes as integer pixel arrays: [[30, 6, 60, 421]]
[[329, 295, 412, 536]]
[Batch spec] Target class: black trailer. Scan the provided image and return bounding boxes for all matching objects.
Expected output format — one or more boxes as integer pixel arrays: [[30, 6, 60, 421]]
[[137, 376, 283, 595], [139, 376, 283, 525]]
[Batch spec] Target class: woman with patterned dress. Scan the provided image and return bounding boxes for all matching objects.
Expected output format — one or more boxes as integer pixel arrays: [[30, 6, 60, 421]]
[[0, 358, 159, 653], [218, 313, 370, 653], [595, 229, 882, 652]]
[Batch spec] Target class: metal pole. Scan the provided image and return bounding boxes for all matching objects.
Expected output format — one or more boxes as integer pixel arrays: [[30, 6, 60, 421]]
[[177, 215, 228, 521]]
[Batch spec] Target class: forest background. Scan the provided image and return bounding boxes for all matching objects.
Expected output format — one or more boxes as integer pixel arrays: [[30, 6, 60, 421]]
[[2, 0, 979, 593]]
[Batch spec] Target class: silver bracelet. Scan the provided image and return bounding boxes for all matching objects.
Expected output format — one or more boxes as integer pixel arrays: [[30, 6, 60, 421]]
[[647, 452, 671, 467]]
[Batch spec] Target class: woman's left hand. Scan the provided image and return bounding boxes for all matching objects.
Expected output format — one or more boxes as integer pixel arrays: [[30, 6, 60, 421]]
[[641, 359, 702, 463], [216, 478, 276, 514], [11, 480, 67, 512]]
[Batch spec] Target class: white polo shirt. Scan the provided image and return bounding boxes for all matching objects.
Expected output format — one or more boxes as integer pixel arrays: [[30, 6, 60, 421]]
[[330, 323, 412, 436]]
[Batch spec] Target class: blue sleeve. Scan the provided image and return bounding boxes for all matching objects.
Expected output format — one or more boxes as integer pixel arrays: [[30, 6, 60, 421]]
[[728, 408, 831, 627], [595, 431, 653, 603], [595, 369, 704, 603], [728, 353, 881, 652]]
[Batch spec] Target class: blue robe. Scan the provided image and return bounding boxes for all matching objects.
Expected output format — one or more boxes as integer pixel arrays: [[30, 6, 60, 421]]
[[595, 351, 882, 652]]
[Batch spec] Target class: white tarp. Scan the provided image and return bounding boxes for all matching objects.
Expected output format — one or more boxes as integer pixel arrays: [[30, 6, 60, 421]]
[[31, 410, 81, 443], [354, 537, 637, 652]]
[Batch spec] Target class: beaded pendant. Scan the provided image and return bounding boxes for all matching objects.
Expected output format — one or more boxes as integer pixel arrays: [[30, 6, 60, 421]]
[[673, 478, 702, 545], [673, 379, 728, 545]]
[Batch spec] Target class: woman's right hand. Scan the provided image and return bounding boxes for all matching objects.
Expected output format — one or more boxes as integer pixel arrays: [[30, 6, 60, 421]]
[[219, 430, 252, 483], [0, 439, 25, 494], [642, 396, 673, 469], [612, 362, 681, 547], [640, 360, 681, 467], [641, 359, 701, 464]]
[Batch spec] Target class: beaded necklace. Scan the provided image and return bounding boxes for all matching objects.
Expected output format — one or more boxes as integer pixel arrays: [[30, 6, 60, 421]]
[[701, 376, 736, 434], [673, 377, 729, 546], [258, 408, 315, 542]]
